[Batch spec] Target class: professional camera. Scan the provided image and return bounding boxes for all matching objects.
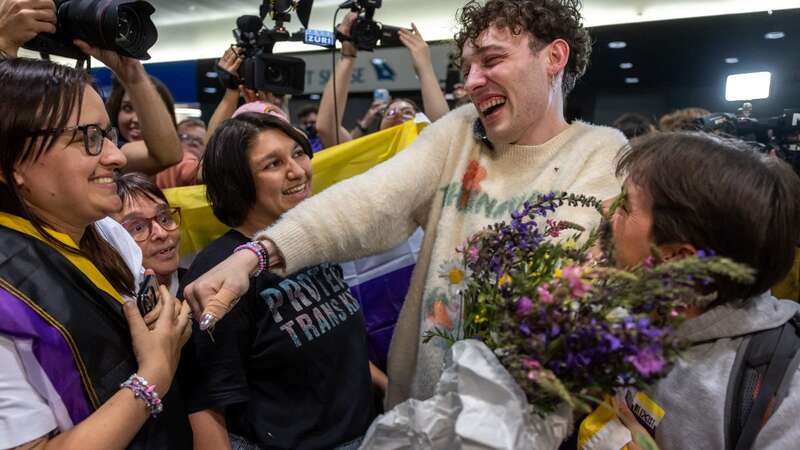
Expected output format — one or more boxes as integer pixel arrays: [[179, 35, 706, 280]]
[[23, 0, 157, 60], [338, 0, 402, 51], [696, 102, 800, 172], [231, 0, 332, 95]]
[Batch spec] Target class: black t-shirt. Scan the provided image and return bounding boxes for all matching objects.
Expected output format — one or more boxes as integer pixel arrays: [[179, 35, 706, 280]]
[[180, 230, 373, 449]]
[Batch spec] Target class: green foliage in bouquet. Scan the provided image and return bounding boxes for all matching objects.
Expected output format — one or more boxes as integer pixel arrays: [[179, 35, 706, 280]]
[[424, 192, 755, 415]]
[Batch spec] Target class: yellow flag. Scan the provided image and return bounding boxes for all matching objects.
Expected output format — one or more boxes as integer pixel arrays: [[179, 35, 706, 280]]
[[164, 120, 427, 257]]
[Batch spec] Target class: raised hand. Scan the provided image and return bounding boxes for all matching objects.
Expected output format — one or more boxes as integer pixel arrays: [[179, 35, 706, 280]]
[[0, 0, 56, 56]]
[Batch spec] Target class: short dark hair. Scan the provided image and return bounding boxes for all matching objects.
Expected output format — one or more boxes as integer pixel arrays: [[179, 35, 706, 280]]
[[616, 132, 800, 300], [297, 105, 318, 118], [454, 0, 591, 96], [203, 112, 312, 227], [613, 113, 654, 139], [116, 172, 169, 207], [106, 75, 177, 133]]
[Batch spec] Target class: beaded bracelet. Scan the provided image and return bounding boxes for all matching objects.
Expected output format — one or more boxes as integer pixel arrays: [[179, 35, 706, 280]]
[[120, 373, 163, 418], [234, 241, 269, 277]]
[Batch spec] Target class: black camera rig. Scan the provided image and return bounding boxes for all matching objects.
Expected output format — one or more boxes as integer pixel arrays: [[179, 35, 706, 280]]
[[337, 0, 402, 52], [696, 102, 800, 172], [23, 0, 158, 61], [231, 0, 319, 95]]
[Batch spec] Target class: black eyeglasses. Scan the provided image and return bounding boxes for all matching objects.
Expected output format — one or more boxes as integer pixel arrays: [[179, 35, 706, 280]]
[[27, 124, 118, 156], [179, 133, 204, 148], [121, 207, 182, 242]]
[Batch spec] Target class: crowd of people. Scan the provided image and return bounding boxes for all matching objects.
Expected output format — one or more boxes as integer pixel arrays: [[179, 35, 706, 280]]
[[1, 0, 799, 449]]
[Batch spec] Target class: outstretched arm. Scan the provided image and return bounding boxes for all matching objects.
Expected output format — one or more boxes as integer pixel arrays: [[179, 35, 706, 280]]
[[316, 12, 359, 148], [74, 40, 182, 175], [400, 24, 449, 122]]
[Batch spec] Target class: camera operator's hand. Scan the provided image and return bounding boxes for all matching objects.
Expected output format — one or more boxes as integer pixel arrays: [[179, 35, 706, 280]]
[[0, 0, 56, 57], [218, 46, 243, 78], [73, 39, 146, 85], [399, 23, 432, 75], [337, 12, 359, 58]]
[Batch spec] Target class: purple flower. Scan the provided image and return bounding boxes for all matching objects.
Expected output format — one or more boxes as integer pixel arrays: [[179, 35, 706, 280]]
[[516, 296, 534, 316], [626, 345, 666, 376], [603, 333, 622, 351]]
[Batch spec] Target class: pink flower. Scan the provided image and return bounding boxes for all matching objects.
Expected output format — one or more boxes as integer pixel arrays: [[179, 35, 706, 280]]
[[523, 358, 541, 369], [563, 266, 591, 298], [626, 346, 666, 376], [467, 245, 480, 263], [537, 285, 554, 304]]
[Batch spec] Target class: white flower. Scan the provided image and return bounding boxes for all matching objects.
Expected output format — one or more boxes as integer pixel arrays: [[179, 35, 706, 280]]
[[606, 306, 631, 322], [439, 259, 467, 291]]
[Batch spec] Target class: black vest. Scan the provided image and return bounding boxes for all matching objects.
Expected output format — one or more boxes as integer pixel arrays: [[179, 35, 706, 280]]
[[0, 225, 192, 449]]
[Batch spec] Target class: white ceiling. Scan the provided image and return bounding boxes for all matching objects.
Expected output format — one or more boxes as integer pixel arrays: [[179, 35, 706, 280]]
[[25, 0, 800, 63]]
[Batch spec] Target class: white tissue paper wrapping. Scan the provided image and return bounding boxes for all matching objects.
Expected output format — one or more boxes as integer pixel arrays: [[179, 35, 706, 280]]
[[359, 340, 573, 450]]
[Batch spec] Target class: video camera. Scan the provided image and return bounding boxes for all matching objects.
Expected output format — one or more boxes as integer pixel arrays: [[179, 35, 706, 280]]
[[23, 0, 158, 61], [696, 102, 800, 172], [338, 0, 403, 52], [232, 0, 335, 95]]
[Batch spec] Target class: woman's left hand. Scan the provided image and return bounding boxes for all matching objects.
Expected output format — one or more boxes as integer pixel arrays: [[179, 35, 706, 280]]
[[399, 24, 431, 74], [613, 395, 661, 450], [73, 39, 146, 85]]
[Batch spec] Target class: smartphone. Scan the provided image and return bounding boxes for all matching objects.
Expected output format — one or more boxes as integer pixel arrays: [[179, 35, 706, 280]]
[[373, 88, 391, 103], [136, 274, 159, 317], [379, 25, 407, 47]]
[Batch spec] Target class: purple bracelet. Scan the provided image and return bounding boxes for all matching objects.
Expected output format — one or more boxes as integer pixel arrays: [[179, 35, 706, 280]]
[[120, 373, 163, 418], [234, 241, 269, 277]]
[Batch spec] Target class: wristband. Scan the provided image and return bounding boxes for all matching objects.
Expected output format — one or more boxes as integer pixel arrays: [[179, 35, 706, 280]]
[[356, 121, 368, 133], [234, 241, 269, 277], [216, 65, 241, 91], [120, 373, 163, 418]]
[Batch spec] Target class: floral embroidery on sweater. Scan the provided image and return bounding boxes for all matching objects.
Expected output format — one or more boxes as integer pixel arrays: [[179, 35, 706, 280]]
[[457, 160, 487, 210]]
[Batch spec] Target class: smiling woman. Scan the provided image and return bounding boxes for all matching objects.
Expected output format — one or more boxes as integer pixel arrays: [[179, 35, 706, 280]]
[[181, 112, 377, 450], [0, 57, 192, 449], [114, 173, 183, 295]]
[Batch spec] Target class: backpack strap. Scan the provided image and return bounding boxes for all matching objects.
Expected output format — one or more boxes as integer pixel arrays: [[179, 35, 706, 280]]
[[726, 313, 800, 450]]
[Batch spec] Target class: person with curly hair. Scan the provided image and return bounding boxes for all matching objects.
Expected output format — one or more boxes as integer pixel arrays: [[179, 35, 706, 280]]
[[184, 0, 627, 409]]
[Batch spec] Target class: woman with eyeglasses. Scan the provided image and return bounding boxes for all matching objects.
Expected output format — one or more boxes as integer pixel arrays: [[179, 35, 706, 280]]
[[114, 173, 184, 295], [0, 56, 193, 449]]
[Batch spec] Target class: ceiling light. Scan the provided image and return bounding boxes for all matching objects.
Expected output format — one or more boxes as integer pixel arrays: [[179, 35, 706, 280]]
[[175, 107, 202, 118], [203, 87, 218, 94], [205, 71, 218, 78], [764, 31, 785, 40], [619, 62, 633, 69], [608, 41, 627, 49], [310, 94, 321, 100], [725, 72, 771, 101], [725, 58, 739, 64], [625, 77, 639, 84]]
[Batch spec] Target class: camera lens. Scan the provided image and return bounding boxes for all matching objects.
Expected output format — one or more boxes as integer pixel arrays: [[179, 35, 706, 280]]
[[265, 66, 285, 84], [56, 0, 158, 60]]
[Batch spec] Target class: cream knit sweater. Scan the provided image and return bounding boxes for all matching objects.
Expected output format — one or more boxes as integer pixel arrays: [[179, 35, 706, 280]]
[[256, 105, 627, 407]]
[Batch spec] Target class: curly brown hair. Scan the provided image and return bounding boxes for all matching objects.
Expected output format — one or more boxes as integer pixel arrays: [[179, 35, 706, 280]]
[[454, 0, 591, 96]]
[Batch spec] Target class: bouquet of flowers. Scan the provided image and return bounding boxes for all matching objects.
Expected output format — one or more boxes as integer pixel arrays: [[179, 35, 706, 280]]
[[424, 192, 755, 416]]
